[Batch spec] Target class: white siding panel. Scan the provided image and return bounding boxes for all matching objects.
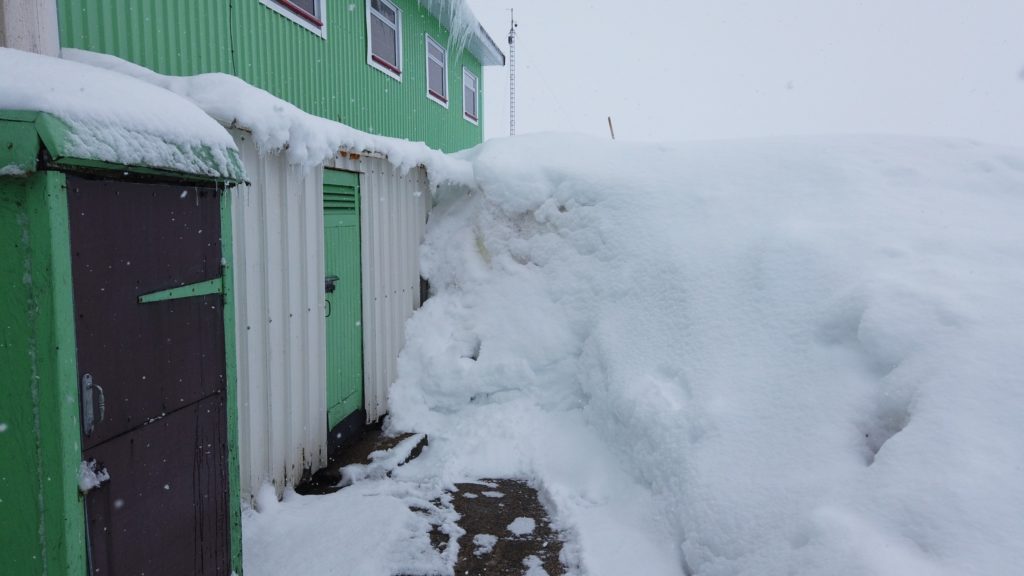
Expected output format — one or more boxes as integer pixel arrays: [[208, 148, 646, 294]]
[[232, 130, 327, 501], [0, 0, 60, 56], [329, 154, 430, 423], [232, 138, 429, 502]]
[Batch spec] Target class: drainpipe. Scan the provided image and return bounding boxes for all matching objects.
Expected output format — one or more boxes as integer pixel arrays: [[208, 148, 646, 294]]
[[0, 0, 60, 56]]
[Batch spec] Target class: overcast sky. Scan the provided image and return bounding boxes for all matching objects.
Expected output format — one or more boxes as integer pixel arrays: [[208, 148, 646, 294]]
[[467, 0, 1024, 146]]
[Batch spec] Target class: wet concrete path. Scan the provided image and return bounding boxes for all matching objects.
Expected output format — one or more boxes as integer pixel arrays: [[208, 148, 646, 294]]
[[296, 428, 567, 575], [447, 479, 565, 575]]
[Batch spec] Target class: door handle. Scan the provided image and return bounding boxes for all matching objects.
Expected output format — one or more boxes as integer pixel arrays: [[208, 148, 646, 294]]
[[325, 275, 340, 294], [82, 373, 106, 436]]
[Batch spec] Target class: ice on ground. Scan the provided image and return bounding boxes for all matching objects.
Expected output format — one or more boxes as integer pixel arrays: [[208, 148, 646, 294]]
[[0, 48, 241, 179], [508, 517, 537, 536], [388, 134, 1024, 576], [473, 533, 498, 556], [481, 491, 504, 498]]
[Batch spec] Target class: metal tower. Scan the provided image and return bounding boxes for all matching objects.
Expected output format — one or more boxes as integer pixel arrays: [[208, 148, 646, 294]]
[[508, 9, 518, 136]]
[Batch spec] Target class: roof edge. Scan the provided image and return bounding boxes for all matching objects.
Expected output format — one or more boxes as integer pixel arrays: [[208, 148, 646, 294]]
[[419, 1, 506, 67], [470, 22, 506, 67]]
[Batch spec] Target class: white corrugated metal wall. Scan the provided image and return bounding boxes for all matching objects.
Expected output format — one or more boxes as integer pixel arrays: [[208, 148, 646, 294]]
[[232, 132, 431, 500], [232, 130, 328, 501], [329, 154, 431, 423]]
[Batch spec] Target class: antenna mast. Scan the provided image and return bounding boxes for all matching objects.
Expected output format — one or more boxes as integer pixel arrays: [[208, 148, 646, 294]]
[[508, 9, 518, 136]]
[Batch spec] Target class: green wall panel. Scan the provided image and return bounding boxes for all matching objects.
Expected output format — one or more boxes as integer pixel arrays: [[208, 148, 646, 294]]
[[0, 177, 45, 576], [59, 0, 486, 152], [59, 1, 234, 75], [0, 171, 85, 576]]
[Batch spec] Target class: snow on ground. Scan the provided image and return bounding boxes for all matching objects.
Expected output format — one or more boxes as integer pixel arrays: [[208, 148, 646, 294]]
[[509, 517, 537, 536], [382, 134, 1024, 575], [473, 534, 498, 556], [239, 133, 1024, 575], [243, 480, 458, 576], [337, 433, 426, 487], [0, 48, 241, 178]]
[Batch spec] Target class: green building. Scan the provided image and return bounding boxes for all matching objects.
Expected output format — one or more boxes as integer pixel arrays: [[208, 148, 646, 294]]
[[1, 1, 503, 575], [59, 0, 504, 152]]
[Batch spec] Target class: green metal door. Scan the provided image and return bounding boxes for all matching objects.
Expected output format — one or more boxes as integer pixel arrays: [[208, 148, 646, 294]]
[[324, 170, 364, 429]]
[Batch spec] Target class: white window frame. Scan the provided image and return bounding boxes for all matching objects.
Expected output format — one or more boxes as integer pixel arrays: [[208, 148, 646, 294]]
[[425, 35, 449, 108], [259, 0, 327, 38], [462, 67, 479, 125], [366, 0, 403, 81]]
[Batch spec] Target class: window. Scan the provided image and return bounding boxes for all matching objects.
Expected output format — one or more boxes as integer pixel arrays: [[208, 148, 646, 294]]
[[463, 68, 479, 124], [425, 35, 448, 107], [367, 0, 402, 79], [260, 0, 326, 37]]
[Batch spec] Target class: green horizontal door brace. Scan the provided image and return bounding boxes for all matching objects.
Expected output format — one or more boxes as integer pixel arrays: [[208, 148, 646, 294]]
[[138, 277, 224, 304]]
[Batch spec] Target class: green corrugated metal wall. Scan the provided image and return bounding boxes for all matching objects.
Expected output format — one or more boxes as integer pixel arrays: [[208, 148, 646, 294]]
[[58, 0, 486, 152]]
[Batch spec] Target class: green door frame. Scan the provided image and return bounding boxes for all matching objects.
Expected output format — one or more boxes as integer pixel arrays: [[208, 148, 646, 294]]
[[0, 169, 84, 576]]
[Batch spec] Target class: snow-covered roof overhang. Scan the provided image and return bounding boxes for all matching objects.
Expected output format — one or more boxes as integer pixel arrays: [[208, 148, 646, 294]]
[[0, 48, 244, 181], [64, 50, 476, 188], [418, 0, 505, 66]]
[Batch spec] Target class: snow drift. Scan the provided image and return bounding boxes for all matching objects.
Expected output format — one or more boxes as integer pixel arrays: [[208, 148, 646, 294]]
[[389, 134, 1024, 575]]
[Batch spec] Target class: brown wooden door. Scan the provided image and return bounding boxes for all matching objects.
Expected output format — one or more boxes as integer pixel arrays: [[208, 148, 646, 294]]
[[68, 176, 230, 576]]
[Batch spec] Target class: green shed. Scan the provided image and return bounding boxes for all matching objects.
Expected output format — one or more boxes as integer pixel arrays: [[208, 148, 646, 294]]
[[1, 49, 246, 576]]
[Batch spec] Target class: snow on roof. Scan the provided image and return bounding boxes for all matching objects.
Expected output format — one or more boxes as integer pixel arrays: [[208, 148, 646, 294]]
[[64, 49, 475, 187], [0, 47, 243, 180], [418, 0, 505, 66]]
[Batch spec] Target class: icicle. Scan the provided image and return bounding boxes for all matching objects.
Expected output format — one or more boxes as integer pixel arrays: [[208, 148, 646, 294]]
[[416, 0, 479, 57]]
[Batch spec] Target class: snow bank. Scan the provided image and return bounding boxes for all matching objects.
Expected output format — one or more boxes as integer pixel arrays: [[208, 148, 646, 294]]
[[389, 134, 1024, 575], [0, 48, 241, 179], [63, 49, 474, 186]]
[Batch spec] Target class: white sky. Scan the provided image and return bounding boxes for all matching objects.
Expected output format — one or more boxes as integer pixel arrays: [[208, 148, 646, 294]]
[[467, 0, 1024, 146]]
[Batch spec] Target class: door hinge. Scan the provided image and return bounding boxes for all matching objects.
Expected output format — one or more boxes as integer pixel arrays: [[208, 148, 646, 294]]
[[138, 277, 224, 304]]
